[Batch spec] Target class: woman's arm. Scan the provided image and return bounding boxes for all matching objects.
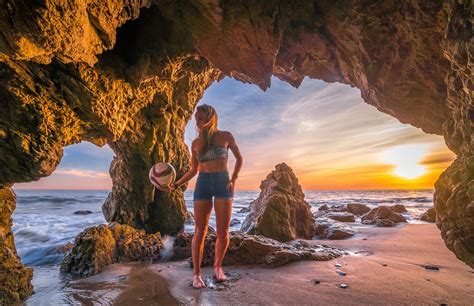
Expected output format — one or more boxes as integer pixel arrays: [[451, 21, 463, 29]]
[[166, 140, 199, 191], [176, 139, 199, 187], [227, 132, 243, 183]]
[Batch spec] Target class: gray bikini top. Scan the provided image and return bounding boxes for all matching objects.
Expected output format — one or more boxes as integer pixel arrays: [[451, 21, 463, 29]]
[[197, 142, 229, 163]]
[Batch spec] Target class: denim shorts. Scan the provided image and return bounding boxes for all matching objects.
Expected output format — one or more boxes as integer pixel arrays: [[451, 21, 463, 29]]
[[193, 170, 233, 201]]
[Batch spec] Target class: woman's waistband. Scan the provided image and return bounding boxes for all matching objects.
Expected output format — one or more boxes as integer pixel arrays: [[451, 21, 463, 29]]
[[198, 170, 229, 176]]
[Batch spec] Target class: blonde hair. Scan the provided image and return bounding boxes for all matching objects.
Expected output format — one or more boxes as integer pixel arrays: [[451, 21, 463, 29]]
[[195, 104, 218, 155]]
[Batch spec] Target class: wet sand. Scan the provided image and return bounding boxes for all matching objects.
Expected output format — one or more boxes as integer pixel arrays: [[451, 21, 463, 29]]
[[70, 224, 474, 305]]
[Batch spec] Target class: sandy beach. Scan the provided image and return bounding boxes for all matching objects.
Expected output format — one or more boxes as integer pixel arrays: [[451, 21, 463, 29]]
[[67, 224, 473, 305]]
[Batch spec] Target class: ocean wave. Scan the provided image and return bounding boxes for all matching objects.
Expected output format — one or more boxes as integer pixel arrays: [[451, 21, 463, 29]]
[[19, 244, 70, 266], [17, 196, 100, 205], [14, 228, 51, 243]]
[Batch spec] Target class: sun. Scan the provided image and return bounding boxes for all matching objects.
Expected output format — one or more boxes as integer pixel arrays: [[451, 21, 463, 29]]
[[382, 144, 428, 179]]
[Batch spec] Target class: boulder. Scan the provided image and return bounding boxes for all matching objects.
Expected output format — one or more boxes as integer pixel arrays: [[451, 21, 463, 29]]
[[172, 231, 343, 267], [230, 218, 241, 226], [318, 204, 329, 211], [420, 207, 436, 223], [314, 218, 356, 240], [346, 204, 371, 216], [324, 212, 355, 223], [61, 223, 164, 277], [185, 211, 195, 225], [361, 206, 407, 225], [240, 163, 315, 242], [389, 204, 408, 213], [73, 210, 93, 215]]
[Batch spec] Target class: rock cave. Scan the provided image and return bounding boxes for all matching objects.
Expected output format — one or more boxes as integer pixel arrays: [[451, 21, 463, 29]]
[[0, 0, 472, 303]]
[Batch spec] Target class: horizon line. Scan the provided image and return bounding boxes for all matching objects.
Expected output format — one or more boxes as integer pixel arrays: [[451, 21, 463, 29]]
[[12, 188, 435, 192]]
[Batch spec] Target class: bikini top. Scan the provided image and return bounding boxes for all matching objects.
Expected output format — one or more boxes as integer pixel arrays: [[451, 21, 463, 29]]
[[197, 142, 229, 163]]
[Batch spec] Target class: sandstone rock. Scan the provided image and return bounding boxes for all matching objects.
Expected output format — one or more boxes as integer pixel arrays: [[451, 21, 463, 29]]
[[361, 206, 407, 225], [60, 225, 117, 277], [0, 188, 33, 304], [389, 204, 408, 213], [61, 223, 163, 277], [240, 163, 315, 242], [172, 231, 343, 267], [185, 211, 195, 225], [420, 207, 436, 223], [314, 218, 356, 240], [57, 242, 75, 254], [346, 204, 371, 216], [325, 212, 355, 223], [435, 156, 474, 268]]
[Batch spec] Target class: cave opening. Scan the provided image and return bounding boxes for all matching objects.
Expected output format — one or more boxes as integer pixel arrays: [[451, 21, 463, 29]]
[[11, 141, 113, 302], [182, 75, 455, 232]]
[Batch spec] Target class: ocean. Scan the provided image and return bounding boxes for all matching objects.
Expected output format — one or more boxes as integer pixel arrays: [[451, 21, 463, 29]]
[[12, 189, 434, 304]]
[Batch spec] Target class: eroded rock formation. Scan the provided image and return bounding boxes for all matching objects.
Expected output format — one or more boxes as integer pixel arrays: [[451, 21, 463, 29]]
[[0, 188, 32, 304], [61, 222, 164, 277], [240, 163, 315, 241], [361, 206, 407, 226], [314, 217, 356, 240], [0, 0, 472, 301], [420, 207, 437, 223], [172, 231, 343, 267]]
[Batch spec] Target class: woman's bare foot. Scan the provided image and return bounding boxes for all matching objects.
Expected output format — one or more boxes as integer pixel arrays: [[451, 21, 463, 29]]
[[192, 274, 206, 289], [214, 266, 227, 282]]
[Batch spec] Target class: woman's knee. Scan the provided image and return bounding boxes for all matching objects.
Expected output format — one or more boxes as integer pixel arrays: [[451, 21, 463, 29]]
[[193, 226, 208, 238], [216, 230, 229, 240]]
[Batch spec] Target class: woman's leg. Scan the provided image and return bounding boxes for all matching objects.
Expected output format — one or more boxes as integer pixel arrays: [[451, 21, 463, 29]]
[[213, 198, 233, 281], [192, 199, 213, 288]]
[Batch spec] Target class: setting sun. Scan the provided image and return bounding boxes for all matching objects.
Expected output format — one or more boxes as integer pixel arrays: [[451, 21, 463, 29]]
[[382, 144, 428, 179]]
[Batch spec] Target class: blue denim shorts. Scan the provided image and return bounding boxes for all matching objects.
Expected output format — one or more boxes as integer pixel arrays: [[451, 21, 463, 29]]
[[193, 170, 233, 201]]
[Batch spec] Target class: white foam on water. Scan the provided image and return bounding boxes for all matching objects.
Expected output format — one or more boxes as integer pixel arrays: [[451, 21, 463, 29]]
[[159, 235, 176, 262]]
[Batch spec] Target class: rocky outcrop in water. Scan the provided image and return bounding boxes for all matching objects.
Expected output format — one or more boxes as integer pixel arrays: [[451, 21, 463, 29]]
[[172, 231, 343, 268], [240, 163, 315, 242], [0, 0, 472, 301], [389, 205, 408, 214], [314, 217, 356, 240], [61, 223, 163, 277], [420, 207, 437, 223], [362, 206, 407, 226], [320, 212, 356, 223], [346, 204, 371, 216]]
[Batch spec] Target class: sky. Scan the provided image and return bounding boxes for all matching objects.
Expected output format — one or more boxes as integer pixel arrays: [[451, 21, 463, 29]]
[[14, 76, 455, 190]]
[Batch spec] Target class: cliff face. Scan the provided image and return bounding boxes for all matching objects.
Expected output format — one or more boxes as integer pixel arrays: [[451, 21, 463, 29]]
[[0, 0, 472, 302]]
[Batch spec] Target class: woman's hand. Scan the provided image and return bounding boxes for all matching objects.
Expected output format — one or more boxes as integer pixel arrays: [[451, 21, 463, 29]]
[[162, 182, 176, 192], [227, 178, 236, 196]]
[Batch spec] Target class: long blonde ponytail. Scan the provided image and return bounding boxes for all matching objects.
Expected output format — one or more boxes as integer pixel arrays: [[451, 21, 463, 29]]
[[196, 104, 218, 155]]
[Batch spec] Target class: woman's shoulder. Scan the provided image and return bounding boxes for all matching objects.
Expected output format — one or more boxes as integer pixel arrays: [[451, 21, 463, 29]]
[[216, 130, 233, 138]]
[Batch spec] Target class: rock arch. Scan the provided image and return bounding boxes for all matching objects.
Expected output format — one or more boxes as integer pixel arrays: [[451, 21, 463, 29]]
[[0, 0, 472, 302]]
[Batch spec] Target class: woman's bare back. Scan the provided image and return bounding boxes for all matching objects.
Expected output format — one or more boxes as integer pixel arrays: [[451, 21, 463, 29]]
[[195, 130, 230, 173]]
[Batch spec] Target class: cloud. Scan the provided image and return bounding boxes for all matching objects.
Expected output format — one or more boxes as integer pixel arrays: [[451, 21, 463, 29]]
[[54, 168, 110, 179]]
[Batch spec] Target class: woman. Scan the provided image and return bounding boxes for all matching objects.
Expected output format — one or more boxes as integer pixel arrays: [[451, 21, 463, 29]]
[[165, 104, 243, 289]]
